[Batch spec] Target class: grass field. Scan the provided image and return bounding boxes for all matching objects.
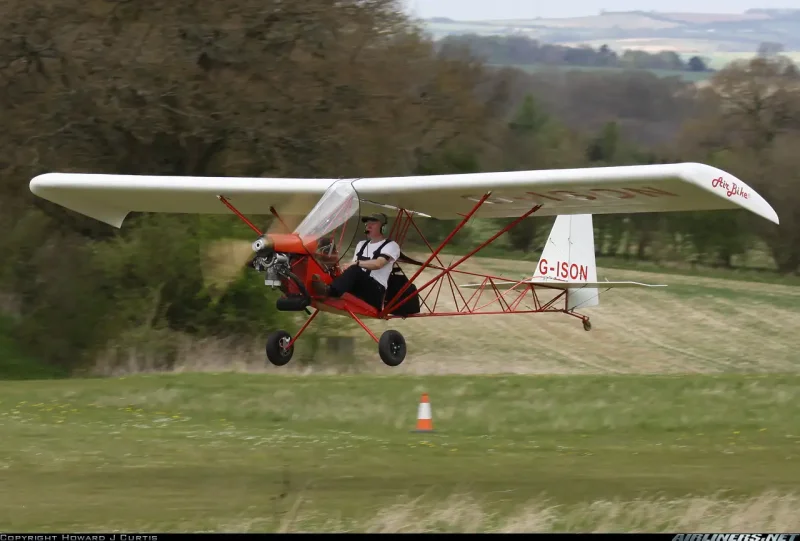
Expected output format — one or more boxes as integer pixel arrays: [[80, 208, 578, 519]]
[[0, 373, 798, 532], [2, 250, 800, 532]]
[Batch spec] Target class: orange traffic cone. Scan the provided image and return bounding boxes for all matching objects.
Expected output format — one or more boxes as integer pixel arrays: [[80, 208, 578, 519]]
[[412, 393, 434, 432]]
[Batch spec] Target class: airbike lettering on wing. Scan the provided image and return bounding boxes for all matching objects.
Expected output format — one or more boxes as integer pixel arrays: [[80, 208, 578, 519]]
[[711, 176, 750, 200], [538, 258, 589, 281], [460, 186, 679, 204]]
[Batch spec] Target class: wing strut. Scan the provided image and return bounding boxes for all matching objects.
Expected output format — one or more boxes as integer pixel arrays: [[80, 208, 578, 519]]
[[217, 195, 263, 236]]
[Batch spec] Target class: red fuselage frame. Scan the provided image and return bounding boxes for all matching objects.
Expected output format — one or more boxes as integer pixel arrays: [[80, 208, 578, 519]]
[[218, 192, 590, 348]]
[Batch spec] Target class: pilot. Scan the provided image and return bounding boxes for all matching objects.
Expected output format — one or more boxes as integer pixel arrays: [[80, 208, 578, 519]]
[[311, 212, 400, 311]]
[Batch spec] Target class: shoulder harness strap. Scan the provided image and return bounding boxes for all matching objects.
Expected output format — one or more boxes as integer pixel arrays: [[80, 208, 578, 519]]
[[356, 238, 393, 278], [356, 240, 369, 259]]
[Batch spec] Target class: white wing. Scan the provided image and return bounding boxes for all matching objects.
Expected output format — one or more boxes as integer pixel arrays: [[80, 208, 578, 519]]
[[29, 173, 332, 228], [30, 162, 779, 227], [353, 162, 778, 223]]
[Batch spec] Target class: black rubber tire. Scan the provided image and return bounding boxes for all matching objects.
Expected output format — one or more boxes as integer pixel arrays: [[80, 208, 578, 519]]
[[378, 330, 406, 367], [583, 318, 592, 331], [266, 330, 294, 366]]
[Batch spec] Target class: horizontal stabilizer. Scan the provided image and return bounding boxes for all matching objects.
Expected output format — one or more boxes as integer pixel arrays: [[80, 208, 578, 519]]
[[461, 280, 667, 290]]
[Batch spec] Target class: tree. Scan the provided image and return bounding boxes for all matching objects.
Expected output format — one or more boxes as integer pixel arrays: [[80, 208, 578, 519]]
[[0, 0, 511, 368], [688, 56, 709, 72], [586, 121, 620, 163], [496, 94, 583, 253], [675, 56, 800, 273], [757, 42, 785, 57]]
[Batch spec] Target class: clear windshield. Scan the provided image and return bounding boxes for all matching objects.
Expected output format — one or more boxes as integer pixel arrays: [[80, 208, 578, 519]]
[[293, 179, 360, 265], [294, 180, 359, 238]]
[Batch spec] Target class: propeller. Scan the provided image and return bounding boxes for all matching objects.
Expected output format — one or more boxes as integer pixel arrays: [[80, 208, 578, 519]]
[[201, 212, 304, 298], [202, 186, 363, 299]]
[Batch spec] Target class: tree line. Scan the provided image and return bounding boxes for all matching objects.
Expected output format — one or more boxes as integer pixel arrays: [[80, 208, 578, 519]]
[[436, 34, 712, 72], [0, 0, 798, 372]]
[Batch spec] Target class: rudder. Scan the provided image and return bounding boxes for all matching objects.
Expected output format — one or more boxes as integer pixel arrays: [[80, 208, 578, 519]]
[[533, 214, 599, 309]]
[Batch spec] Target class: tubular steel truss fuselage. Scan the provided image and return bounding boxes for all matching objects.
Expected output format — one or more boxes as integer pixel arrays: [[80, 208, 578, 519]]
[[380, 199, 585, 326], [220, 191, 590, 350]]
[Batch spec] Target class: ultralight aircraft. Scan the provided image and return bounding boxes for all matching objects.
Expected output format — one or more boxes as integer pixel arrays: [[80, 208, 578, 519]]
[[29, 163, 779, 367]]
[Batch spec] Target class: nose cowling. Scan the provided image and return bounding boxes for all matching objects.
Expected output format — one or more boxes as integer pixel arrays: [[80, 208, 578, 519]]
[[252, 236, 273, 252]]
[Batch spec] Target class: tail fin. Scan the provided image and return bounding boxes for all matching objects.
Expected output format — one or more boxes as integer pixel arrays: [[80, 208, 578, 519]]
[[533, 214, 599, 310]]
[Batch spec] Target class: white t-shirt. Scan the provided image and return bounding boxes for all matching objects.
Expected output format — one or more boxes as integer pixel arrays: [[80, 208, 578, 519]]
[[353, 238, 401, 289]]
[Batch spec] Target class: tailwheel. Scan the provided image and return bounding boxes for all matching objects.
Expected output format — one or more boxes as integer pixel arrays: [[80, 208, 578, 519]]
[[266, 330, 294, 366], [378, 330, 406, 367], [582, 318, 592, 331]]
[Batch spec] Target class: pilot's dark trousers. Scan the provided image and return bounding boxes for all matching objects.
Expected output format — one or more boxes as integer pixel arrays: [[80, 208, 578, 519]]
[[328, 265, 386, 310]]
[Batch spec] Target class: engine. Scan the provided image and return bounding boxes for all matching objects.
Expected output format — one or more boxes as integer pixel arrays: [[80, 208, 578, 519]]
[[252, 253, 289, 288], [248, 235, 310, 312], [249, 236, 290, 288]]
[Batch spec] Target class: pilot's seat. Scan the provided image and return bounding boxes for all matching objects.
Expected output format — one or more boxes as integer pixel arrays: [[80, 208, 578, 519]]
[[382, 254, 421, 316]]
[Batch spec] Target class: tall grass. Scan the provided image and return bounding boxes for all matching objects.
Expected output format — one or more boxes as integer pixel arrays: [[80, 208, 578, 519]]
[[258, 491, 800, 532]]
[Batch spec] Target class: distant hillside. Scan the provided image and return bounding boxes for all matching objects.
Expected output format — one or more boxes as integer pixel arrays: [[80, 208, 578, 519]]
[[422, 9, 800, 59], [436, 34, 716, 83]]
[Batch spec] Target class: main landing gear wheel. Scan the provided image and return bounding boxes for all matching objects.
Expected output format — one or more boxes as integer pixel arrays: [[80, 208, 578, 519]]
[[583, 318, 592, 331], [378, 330, 406, 367], [266, 330, 294, 366]]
